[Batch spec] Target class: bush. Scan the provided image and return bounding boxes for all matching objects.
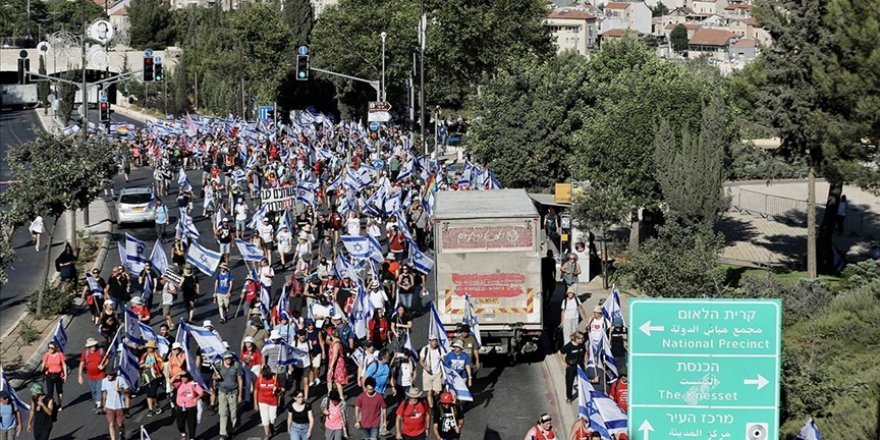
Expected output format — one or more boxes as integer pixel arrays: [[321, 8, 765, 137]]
[[617, 222, 726, 297], [727, 142, 808, 181], [839, 259, 880, 290], [27, 283, 72, 318], [18, 321, 39, 345], [729, 274, 835, 327]]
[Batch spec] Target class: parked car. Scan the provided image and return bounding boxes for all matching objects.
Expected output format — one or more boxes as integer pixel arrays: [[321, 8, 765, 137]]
[[116, 187, 155, 225]]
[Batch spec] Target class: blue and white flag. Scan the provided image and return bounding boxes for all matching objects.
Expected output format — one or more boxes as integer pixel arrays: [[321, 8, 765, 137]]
[[409, 244, 434, 275], [402, 332, 419, 363], [366, 235, 383, 264], [342, 235, 371, 260], [602, 285, 624, 325], [333, 254, 352, 279], [276, 286, 290, 321], [349, 283, 374, 340], [176, 210, 200, 241], [0, 367, 30, 420], [279, 210, 293, 233], [52, 319, 68, 352], [118, 344, 140, 391], [247, 205, 268, 230], [142, 273, 154, 305], [149, 241, 168, 275], [297, 187, 316, 207], [186, 241, 222, 276], [259, 285, 271, 327], [397, 156, 414, 182], [175, 320, 207, 389], [232, 168, 246, 183], [187, 323, 228, 362], [796, 417, 822, 440], [177, 168, 192, 192], [441, 364, 473, 402], [86, 273, 103, 297], [235, 238, 264, 262], [428, 301, 450, 353], [587, 335, 619, 383], [124, 233, 149, 274], [125, 307, 147, 345], [462, 294, 482, 348], [156, 336, 170, 359], [577, 367, 627, 437], [266, 340, 309, 368], [214, 205, 226, 231]]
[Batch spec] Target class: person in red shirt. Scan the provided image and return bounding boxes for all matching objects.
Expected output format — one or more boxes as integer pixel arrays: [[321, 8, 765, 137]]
[[609, 372, 628, 412], [387, 226, 406, 261], [130, 296, 150, 323], [368, 309, 390, 348], [354, 377, 387, 439], [395, 387, 430, 440], [77, 338, 107, 414], [41, 341, 67, 409], [524, 413, 558, 440], [254, 365, 283, 438]]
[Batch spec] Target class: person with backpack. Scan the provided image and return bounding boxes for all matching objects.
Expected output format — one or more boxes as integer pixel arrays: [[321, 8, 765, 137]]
[[432, 391, 463, 440], [395, 387, 430, 440], [320, 389, 347, 440], [0, 391, 23, 439], [364, 350, 392, 395], [559, 290, 586, 348]]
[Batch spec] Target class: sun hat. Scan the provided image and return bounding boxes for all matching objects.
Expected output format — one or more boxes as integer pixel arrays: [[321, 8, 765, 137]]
[[223, 351, 234, 359], [452, 340, 464, 349], [203, 320, 213, 328], [30, 383, 45, 395], [171, 342, 183, 350], [145, 340, 157, 349], [593, 305, 602, 313], [243, 336, 256, 344], [406, 387, 424, 399], [85, 337, 99, 347], [131, 296, 143, 305]]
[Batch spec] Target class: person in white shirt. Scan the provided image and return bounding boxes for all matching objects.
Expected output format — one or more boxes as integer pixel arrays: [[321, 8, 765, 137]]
[[587, 306, 610, 348], [346, 211, 361, 236], [257, 218, 275, 265], [161, 276, 178, 330], [419, 337, 444, 407], [259, 258, 275, 289], [367, 217, 382, 239], [234, 199, 249, 237], [101, 369, 130, 440], [368, 280, 388, 312], [560, 290, 585, 345], [29, 215, 45, 252], [276, 226, 294, 267]]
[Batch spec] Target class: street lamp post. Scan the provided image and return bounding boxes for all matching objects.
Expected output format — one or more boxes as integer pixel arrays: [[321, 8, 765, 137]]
[[380, 31, 387, 102]]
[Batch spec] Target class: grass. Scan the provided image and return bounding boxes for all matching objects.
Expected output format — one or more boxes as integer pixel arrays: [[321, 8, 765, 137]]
[[18, 322, 39, 345], [722, 264, 842, 289]]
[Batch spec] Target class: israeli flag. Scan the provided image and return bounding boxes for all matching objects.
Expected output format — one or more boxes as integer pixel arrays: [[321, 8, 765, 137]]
[[0, 367, 30, 420], [187, 323, 228, 362], [266, 340, 309, 367], [326, 174, 343, 192], [577, 367, 627, 437], [796, 417, 822, 440], [177, 168, 192, 192], [428, 301, 450, 353], [186, 241, 222, 276], [349, 283, 374, 340], [232, 168, 246, 183], [86, 273, 103, 297], [176, 211, 200, 241], [367, 235, 383, 264], [402, 332, 419, 363], [602, 285, 624, 325], [124, 233, 149, 274], [247, 205, 268, 230], [142, 273, 154, 305], [276, 286, 290, 321], [587, 335, 619, 383], [333, 254, 352, 279], [397, 156, 414, 182], [124, 307, 147, 345], [259, 285, 271, 327], [441, 364, 473, 402], [384, 193, 401, 216], [118, 345, 140, 391], [175, 321, 207, 389], [52, 319, 68, 353], [214, 205, 226, 230], [279, 210, 293, 233], [462, 294, 482, 348], [235, 238, 265, 262], [342, 235, 372, 260], [409, 245, 435, 275], [297, 187, 316, 207], [150, 243, 169, 275], [397, 217, 414, 242]]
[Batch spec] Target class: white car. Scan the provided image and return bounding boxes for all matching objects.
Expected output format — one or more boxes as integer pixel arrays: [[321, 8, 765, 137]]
[[116, 187, 156, 225]]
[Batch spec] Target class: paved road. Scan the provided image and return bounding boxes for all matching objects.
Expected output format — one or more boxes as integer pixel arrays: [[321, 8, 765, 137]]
[[22, 162, 556, 439]]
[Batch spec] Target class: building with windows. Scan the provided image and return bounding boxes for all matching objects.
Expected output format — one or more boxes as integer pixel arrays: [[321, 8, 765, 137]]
[[545, 9, 599, 54]]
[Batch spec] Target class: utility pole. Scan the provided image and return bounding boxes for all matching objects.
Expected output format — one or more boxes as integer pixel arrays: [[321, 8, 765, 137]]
[[419, 0, 426, 156], [380, 31, 387, 102], [240, 77, 245, 119], [807, 156, 817, 278], [194, 73, 199, 111]]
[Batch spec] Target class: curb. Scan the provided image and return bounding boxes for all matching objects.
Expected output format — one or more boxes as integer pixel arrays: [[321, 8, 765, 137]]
[[112, 103, 154, 124], [542, 353, 576, 435]]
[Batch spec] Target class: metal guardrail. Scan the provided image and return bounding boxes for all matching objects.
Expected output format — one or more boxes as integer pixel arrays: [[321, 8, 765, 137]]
[[729, 187, 879, 238]]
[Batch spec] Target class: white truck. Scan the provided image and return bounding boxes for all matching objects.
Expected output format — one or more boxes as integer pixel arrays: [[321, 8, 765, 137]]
[[432, 189, 543, 363]]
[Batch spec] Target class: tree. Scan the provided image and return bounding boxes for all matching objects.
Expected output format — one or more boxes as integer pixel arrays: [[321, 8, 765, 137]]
[[58, 69, 79, 124], [0, 134, 117, 316], [466, 53, 590, 190], [128, 0, 175, 50], [753, 0, 880, 274], [231, 3, 296, 103], [652, 2, 670, 17], [571, 184, 631, 288], [0, 227, 14, 286], [653, 93, 731, 226], [571, 36, 711, 249], [279, 0, 313, 45], [670, 24, 688, 52], [43, 0, 104, 35]]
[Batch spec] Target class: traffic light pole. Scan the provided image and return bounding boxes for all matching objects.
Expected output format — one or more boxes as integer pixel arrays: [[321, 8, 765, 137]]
[[310, 67, 381, 101]]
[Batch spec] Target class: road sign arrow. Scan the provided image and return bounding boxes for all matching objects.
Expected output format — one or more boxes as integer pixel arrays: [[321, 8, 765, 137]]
[[743, 374, 769, 390], [639, 320, 665, 336], [639, 420, 655, 440]]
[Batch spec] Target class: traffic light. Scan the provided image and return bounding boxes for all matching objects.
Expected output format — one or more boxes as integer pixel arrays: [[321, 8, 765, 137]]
[[154, 58, 163, 82], [295, 54, 309, 81], [100, 101, 111, 121], [143, 56, 154, 82], [17, 58, 30, 84]]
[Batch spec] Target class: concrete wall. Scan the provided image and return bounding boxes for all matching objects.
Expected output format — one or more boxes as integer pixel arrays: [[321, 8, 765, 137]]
[[0, 49, 177, 76]]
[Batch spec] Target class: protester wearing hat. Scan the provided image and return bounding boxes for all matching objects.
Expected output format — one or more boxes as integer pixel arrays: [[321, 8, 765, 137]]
[[432, 391, 463, 440], [560, 290, 586, 346], [395, 387, 429, 440], [181, 264, 200, 322], [214, 263, 234, 323], [213, 351, 243, 440], [443, 340, 473, 389], [243, 318, 270, 352], [304, 319, 325, 390], [78, 337, 107, 414], [100, 367, 131, 440], [130, 296, 151, 323], [559, 331, 586, 403], [139, 340, 164, 417], [524, 413, 558, 440], [0, 389, 22, 438], [419, 336, 444, 407], [26, 383, 55, 440], [587, 305, 611, 348], [41, 341, 67, 410], [166, 342, 187, 401], [453, 324, 481, 370], [257, 218, 275, 265], [561, 253, 581, 290], [175, 372, 205, 440], [367, 279, 389, 313], [276, 224, 294, 268], [98, 299, 120, 341]]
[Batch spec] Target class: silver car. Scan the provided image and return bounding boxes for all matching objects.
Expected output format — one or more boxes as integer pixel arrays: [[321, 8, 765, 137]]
[[116, 187, 156, 225]]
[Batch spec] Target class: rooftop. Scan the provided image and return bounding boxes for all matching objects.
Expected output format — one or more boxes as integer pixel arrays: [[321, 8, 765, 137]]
[[605, 2, 631, 9], [731, 38, 756, 48], [689, 27, 738, 45], [548, 9, 598, 20], [601, 28, 630, 37], [434, 189, 539, 220]]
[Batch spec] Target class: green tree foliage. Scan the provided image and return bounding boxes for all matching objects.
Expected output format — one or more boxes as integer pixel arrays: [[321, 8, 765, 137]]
[[230, 3, 295, 103], [669, 24, 688, 52], [571, 184, 631, 287], [466, 53, 589, 190], [279, 0, 313, 45], [753, 0, 880, 270], [653, 94, 730, 225], [652, 2, 669, 17], [0, 229, 14, 286], [58, 69, 79, 124], [571, 36, 710, 211], [620, 222, 726, 297], [0, 134, 117, 314], [0, 0, 47, 37], [128, 0, 175, 50], [43, 0, 104, 35]]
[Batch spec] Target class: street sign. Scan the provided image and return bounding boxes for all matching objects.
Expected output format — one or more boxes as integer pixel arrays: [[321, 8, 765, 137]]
[[100, 93, 108, 103], [298, 45, 309, 56], [154, 56, 162, 63], [369, 121, 380, 132], [368, 101, 392, 112], [367, 111, 391, 123], [628, 299, 781, 440], [144, 48, 153, 58], [258, 105, 273, 121]]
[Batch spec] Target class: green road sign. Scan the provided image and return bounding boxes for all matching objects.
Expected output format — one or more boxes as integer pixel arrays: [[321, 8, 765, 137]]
[[628, 299, 781, 440]]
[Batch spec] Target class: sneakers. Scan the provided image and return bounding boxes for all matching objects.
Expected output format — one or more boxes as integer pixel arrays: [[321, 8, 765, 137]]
[[153, 407, 163, 415], [147, 409, 154, 418], [94, 407, 103, 415]]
